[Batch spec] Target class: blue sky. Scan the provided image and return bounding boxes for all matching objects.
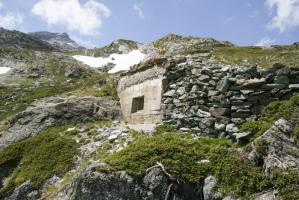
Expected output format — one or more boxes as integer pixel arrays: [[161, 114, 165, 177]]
[[0, 0, 299, 48]]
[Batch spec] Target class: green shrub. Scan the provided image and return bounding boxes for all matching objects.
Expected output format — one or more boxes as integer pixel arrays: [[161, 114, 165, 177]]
[[209, 148, 272, 196], [293, 125, 299, 144], [240, 121, 271, 142], [105, 134, 272, 197], [0, 126, 79, 196], [272, 169, 299, 200], [105, 134, 231, 182], [155, 124, 177, 135], [240, 94, 299, 142]]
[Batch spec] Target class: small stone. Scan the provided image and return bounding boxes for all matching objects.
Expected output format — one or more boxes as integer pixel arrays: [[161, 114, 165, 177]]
[[196, 109, 211, 117], [261, 83, 286, 90], [163, 90, 175, 97], [190, 85, 199, 93], [240, 90, 254, 95], [208, 90, 220, 97], [289, 84, 299, 90], [226, 123, 239, 134], [231, 118, 245, 124], [216, 78, 231, 93], [242, 78, 266, 88], [108, 134, 118, 141], [202, 118, 216, 127], [233, 132, 252, 143], [215, 123, 226, 131], [163, 98, 172, 104], [191, 68, 201, 75], [173, 99, 181, 104], [176, 87, 186, 96], [179, 127, 191, 132], [209, 107, 230, 117], [198, 75, 210, 82], [230, 95, 246, 101]]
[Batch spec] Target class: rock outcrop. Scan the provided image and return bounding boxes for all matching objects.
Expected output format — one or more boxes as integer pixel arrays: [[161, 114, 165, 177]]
[[249, 118, 299, 174], [0, 96, 121, 149], [57, 162, 203, 200]]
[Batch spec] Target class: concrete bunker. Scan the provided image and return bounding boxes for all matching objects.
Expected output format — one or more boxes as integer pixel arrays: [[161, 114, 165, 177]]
[[117, 60, 167, 131]]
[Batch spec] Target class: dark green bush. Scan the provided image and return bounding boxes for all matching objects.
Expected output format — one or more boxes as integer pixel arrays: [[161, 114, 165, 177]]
[[105, 133, 271, 196], [209, 148, 272, 196], [0, 126, 79, 196], [272, 169, 299, 200], [105, 134, 231, 182]]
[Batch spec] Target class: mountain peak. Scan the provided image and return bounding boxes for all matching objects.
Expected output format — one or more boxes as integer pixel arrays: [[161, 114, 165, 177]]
[[28, 31, 84, 51]]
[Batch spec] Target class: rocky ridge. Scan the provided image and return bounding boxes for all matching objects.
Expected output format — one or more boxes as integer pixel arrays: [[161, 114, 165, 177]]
[[0, 28, 55, 51], [28, 32, 84, 52]]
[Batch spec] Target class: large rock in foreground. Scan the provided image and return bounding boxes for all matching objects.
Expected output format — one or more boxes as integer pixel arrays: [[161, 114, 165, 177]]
[[57, 162, 203, 200], [0, 96, 120, 149], [249, 118, 299, 174]]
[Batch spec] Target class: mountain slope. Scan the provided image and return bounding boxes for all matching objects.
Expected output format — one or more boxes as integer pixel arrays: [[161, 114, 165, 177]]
[[0, 28, 55, 51], [0, 31, 299, 200], [28, 31, 84, 51]]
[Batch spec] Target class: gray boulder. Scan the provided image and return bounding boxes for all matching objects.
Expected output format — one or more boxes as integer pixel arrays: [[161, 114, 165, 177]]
[[250, 119, 299, 175], [58, 162, 204, 200], [203, 176, 222, 200], [0, 96, 120, 149], [4, 181, 39, 200]]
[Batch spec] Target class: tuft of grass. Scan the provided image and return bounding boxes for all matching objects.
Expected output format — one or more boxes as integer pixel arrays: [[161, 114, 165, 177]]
[[0, 126, 79, 197]]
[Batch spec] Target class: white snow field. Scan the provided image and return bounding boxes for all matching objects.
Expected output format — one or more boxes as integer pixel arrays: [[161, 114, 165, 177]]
[[0, 67, 11, 74], [73, 50, 145, 73]]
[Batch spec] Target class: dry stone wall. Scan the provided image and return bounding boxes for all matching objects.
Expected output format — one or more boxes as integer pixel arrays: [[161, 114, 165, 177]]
[[162, 61, 299, 137]]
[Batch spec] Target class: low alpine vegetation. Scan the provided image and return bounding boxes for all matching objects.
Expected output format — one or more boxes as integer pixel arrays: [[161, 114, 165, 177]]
[[105, 132, 273, 197], [240, 93, 299, 143], [0, 126, 79, 197]]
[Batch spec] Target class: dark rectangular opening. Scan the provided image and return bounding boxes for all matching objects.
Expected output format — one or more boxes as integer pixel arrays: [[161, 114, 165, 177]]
[[131, 96, 144, 113]]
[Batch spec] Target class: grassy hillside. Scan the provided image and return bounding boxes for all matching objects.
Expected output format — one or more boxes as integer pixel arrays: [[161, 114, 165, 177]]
[[213, 46, 299, 68]]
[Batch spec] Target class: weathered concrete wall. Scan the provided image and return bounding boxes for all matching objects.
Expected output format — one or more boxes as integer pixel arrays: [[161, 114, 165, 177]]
[[118, 77, 164, 125]]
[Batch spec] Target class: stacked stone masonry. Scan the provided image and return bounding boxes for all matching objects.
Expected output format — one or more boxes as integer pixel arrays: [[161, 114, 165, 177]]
[[162, 61, 299, 137]]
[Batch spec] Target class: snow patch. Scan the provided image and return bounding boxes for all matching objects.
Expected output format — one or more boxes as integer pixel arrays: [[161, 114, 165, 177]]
[[0, 67, 11, 74], [73, 50, 145, 73]]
